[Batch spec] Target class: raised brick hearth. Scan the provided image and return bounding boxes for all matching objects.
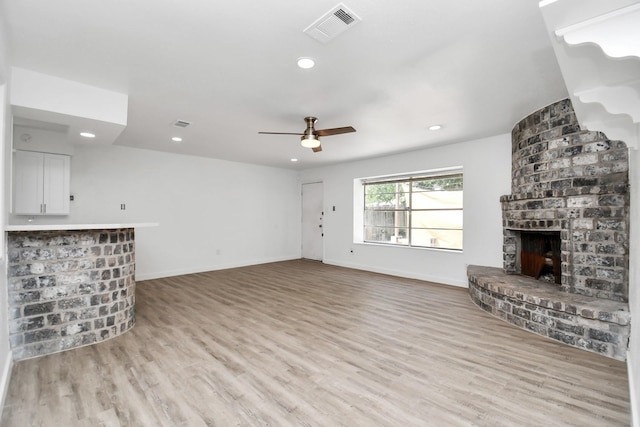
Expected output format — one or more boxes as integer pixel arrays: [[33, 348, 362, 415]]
[[468, 265, 629, 360], [468, 99, 630, 359]]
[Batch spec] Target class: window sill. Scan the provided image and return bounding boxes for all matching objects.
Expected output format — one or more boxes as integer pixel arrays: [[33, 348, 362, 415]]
[[355, 241, 463, 254]]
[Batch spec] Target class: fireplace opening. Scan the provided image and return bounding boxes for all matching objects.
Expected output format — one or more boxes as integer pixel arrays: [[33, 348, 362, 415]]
[[519, 231, 561, 284]]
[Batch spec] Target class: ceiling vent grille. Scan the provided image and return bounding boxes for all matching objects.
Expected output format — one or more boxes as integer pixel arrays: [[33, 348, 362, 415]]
[[173, 120, 192, 128], [303, 3, 361, 44]]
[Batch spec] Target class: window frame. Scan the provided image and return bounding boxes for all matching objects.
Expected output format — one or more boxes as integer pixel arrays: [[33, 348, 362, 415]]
[[361, 170, 463, 251]]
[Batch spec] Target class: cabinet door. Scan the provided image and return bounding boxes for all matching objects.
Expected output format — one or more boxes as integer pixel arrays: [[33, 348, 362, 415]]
[[42, 154, 70, 215], [13, 151, 45, 215]]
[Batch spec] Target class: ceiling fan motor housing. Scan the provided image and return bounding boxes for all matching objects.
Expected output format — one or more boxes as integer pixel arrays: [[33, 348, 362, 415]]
[[304, 117, 319, 136]]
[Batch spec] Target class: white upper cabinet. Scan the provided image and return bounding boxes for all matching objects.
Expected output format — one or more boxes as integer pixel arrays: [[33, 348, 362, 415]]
[[14, 150, 70, 215]]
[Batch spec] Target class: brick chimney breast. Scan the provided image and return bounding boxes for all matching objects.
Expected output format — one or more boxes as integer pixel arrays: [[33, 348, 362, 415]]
[[501, 99, 629, 302]]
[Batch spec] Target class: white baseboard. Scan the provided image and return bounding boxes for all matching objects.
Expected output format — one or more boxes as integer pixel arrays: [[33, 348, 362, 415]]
[[136, 256, 470, 288], [322, 258, 468, 288], [0, 353, 13, 418], [134, 255, 300, 281], [630, 352, 639, 427]]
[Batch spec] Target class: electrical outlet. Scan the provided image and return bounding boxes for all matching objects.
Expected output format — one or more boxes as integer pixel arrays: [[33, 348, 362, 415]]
[[120, 204, 126, 210]]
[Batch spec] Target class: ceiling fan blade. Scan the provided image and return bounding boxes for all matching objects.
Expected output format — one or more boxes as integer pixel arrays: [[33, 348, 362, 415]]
[[312, 144, 323, 153], [258, 131, 305, 135], [316, 126, 356, 136]]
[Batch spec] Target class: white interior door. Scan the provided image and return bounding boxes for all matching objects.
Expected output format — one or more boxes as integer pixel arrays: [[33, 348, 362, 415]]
[[301, 182, 323, 261]]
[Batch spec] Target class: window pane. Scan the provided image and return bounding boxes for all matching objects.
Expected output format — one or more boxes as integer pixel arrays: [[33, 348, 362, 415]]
[[364, 210, 409, 227], [411, 190, 462, 210], [364, 183, 408, 209], [412, 210, 462, 230], [364, 227, 409, 244], [364, 196, 408, 210], [411, 229, 463, 250], [412, 176, 463, 191]]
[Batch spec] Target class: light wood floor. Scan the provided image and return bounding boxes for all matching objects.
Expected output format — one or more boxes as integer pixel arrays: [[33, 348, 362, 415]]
[[1, 260, 630, 426]]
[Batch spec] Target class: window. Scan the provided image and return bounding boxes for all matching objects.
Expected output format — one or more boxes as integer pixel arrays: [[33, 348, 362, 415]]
[[363, 172, 463, 250]]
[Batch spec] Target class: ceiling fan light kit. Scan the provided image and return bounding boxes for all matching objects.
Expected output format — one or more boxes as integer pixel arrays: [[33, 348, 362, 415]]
[[301, 134, 321, 148]]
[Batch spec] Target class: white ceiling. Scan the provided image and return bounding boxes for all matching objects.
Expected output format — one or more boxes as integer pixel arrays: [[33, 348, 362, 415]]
[[1, 0, 568, 169]]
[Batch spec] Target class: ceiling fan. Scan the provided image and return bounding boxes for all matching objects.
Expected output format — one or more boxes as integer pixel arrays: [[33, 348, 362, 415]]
[[258, 116, 356, 152]]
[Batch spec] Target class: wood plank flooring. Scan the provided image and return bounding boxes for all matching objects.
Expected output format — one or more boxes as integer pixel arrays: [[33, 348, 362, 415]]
[[1, 260, 630, 426]]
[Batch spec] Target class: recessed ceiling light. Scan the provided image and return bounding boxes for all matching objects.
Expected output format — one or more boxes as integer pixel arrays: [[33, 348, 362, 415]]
[[297, 57, 315, 69], [80, 132, 96, 138], [290, 158, 299, 162], [171, 137, 183, 142], [428, 125, 442, 131]]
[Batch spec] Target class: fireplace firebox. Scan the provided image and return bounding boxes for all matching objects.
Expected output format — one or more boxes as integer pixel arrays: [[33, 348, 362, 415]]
[[518, 231, 561, 284]]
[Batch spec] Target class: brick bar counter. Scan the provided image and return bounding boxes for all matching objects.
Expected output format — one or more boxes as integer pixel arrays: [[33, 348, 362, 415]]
[[6, 223, 155, 360]]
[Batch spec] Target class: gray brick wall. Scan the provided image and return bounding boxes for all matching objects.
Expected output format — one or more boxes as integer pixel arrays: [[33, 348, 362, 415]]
[[7, 228, 136, 360], [502, 99, 629, 302]]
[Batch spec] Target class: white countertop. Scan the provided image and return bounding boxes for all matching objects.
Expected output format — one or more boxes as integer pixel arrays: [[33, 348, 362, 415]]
[[5, 222, 159, 231]]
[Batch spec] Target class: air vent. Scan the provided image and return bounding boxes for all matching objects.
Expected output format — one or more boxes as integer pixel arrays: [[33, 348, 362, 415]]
[[334, 8, 355, 25], [303, 3, 362, 44], [173, 120, 192, 128]]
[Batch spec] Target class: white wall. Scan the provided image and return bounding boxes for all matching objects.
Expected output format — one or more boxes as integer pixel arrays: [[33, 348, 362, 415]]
[[629, 146, 639, 427], [300, 134, 512, 287], [10, 144, 302, 280], [0, 10, 12, 412]]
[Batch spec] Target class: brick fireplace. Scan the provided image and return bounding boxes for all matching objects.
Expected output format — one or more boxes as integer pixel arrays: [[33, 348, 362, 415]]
[[468, 99, 630, 360], [502, 98, 629, 302]]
